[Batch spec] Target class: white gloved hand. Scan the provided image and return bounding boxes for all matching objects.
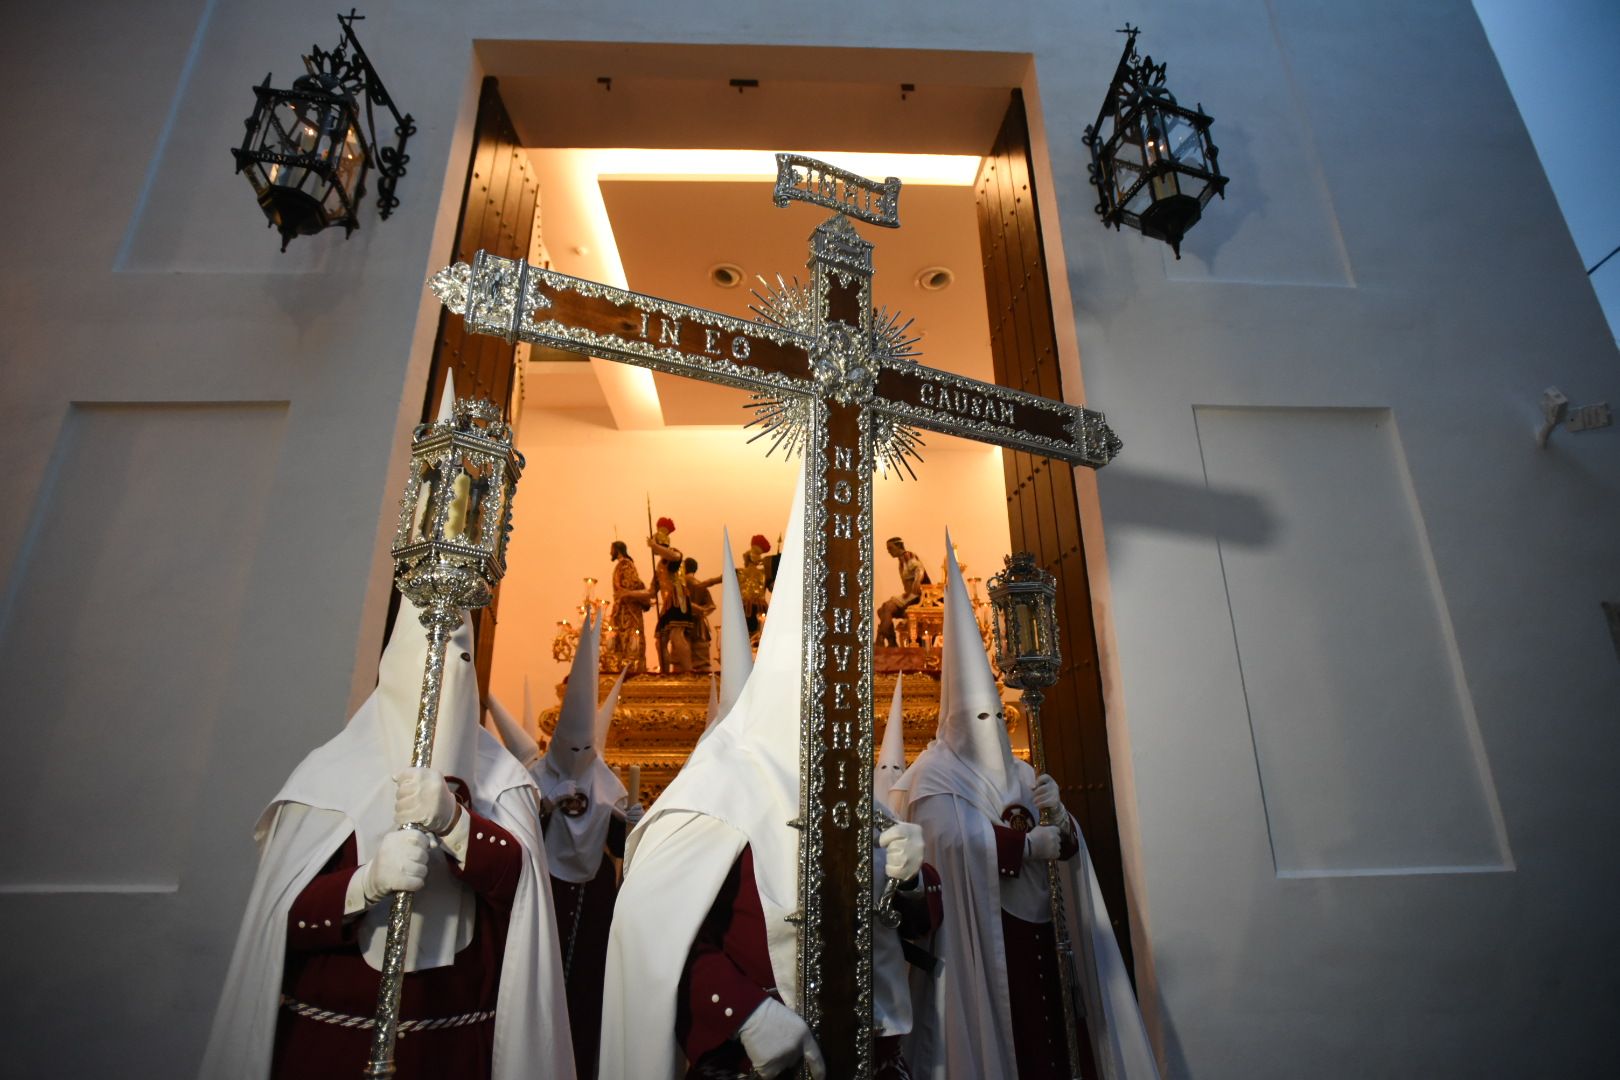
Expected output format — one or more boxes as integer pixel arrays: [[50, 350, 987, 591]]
[[361, 828, 431, 904], [1024, 824, 1063, 862], [878, 821, 925, 882], [394, 767, 459, 835], [1032, 773, 1065, 817], [624, 803, 646, 828], [736, 997, 827, 1080]]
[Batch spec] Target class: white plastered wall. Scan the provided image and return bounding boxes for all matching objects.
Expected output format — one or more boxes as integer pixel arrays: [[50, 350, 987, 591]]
[[0, 1, 1615, 1077]]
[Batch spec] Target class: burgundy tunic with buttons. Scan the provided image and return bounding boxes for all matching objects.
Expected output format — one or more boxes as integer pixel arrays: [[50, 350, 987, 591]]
[[992, 816, 1098, 1080], [547, 814, 627, 1080], [676, 846, 942, 1080], [271, 780, 523, 1080]]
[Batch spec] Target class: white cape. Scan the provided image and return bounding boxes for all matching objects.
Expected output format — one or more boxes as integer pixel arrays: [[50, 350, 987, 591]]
[[600, 809, 749, 1080], [199, 719, 576, 1080], [892, 743, 1157, 1080]]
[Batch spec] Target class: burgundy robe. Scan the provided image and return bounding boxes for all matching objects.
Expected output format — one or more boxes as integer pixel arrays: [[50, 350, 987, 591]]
[[548, 814, 627, 1080], [676, 846, 942, 1079], [992, 817, 1098, 1080], [272, 780, 522, 1080]]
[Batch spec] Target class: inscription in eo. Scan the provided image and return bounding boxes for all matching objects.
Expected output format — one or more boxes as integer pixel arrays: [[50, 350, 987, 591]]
[[636, 309, 754, 362]]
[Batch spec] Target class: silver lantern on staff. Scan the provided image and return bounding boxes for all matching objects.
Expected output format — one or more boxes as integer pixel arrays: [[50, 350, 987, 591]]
[[987, 551, 1062, 691], [365, 394, 523, 1078], [987, 551, 1086, 1080]]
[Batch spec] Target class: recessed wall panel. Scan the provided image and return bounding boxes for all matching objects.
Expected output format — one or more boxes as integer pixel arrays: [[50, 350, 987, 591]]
[[0, 402, 287, 890], [1193, 406, 1509, 875]]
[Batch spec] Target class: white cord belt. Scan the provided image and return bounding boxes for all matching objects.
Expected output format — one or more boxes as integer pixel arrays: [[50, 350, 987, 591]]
[[279, 994, 495, 1037]]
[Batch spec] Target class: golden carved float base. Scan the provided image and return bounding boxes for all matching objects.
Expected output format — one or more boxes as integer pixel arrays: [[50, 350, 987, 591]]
[[540, 664, 1027, 804]]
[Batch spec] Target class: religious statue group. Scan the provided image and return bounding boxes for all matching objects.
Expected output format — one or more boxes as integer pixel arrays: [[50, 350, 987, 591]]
[[201, 463, 1153, 1079], [604, 520, 779, 677]]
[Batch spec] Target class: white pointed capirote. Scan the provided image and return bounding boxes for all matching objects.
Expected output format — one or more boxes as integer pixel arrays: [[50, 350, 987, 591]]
[[717, 527, 753, 722], [703, 673, 721, 732], [488, 694, 541, 769], [595, 664, 629, 750], [934, 530, 1019, 814], [546, 610, 603, 780], [537, 611, 628, 883], [875, 675, 907, 807], [436, 368, 457, 422], [374, 604, 481, 788]]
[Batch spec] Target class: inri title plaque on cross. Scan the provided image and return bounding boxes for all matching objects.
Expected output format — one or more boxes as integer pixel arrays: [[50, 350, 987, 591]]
[[429, 153, 1120, 1079]]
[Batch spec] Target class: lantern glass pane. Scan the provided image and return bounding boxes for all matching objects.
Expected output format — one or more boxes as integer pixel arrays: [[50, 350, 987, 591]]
[[1140, 111, 1170, 166], [1015, 597, 1040, 656], [1165, 111, 1207, 170], [439, 463, 473, 543], [490, 470, 512, 559], [465, 461, 494, 549], [335, 122, 365, 193], [408, 461, 437, 543]]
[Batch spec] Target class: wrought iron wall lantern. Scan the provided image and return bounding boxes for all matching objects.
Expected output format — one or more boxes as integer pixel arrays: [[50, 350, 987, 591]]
[[230, 10, 415, 251], [1084, 25, 1228, 258]]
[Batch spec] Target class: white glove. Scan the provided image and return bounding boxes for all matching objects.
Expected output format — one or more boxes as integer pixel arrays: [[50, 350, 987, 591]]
[[736, 997, 827, 1080], [1024, 824, 1063, 862], [394, 767, 459, 835], [624, 803, 646, 828], [1032, 773, 1065, 817], [878, 821, 925, 882], [360, 828, 431, 903]]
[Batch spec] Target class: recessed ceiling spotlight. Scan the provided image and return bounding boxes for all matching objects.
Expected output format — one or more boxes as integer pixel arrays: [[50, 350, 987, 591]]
[[710, 262, 745, 288], [916, 266, 954, 291]]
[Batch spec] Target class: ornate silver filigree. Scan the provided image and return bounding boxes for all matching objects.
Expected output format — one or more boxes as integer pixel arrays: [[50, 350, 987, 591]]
[[747, 275, 926, 476], [774, 153, 901, 229], [809, 323, 876, 406], [428, 262, 471, 315], [810, 214, 877, 280]]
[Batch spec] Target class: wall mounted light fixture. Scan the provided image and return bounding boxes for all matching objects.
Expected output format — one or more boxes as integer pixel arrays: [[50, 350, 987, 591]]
[[1084, 25, 1228, 258], [230, 10, 415, 250]]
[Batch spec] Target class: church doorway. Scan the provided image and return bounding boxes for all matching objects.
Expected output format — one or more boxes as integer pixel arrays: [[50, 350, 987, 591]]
[[412, 44, 1131, 965]]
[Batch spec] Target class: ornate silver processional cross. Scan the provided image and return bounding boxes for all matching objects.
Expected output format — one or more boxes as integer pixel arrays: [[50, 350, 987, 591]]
[[428, 153, 1121, 1078]]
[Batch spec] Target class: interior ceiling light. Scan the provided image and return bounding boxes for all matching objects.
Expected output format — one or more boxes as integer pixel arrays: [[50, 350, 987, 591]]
[[585, 148, 979, 186], [916, 266, 954, 291], [709, 263, 745, 288]]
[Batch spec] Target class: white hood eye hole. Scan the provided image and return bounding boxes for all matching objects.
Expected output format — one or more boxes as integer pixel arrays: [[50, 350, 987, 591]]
[[996, 711, 1005, 720], [459, 651, 472, 662], [977, 711, 990, 720]]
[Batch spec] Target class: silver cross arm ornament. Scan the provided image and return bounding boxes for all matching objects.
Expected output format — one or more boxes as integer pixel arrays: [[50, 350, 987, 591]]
[[428, 253, 1122, 468]]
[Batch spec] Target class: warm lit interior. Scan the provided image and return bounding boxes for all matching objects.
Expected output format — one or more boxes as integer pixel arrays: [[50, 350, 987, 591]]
[[487, 146, 1015, 720]]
